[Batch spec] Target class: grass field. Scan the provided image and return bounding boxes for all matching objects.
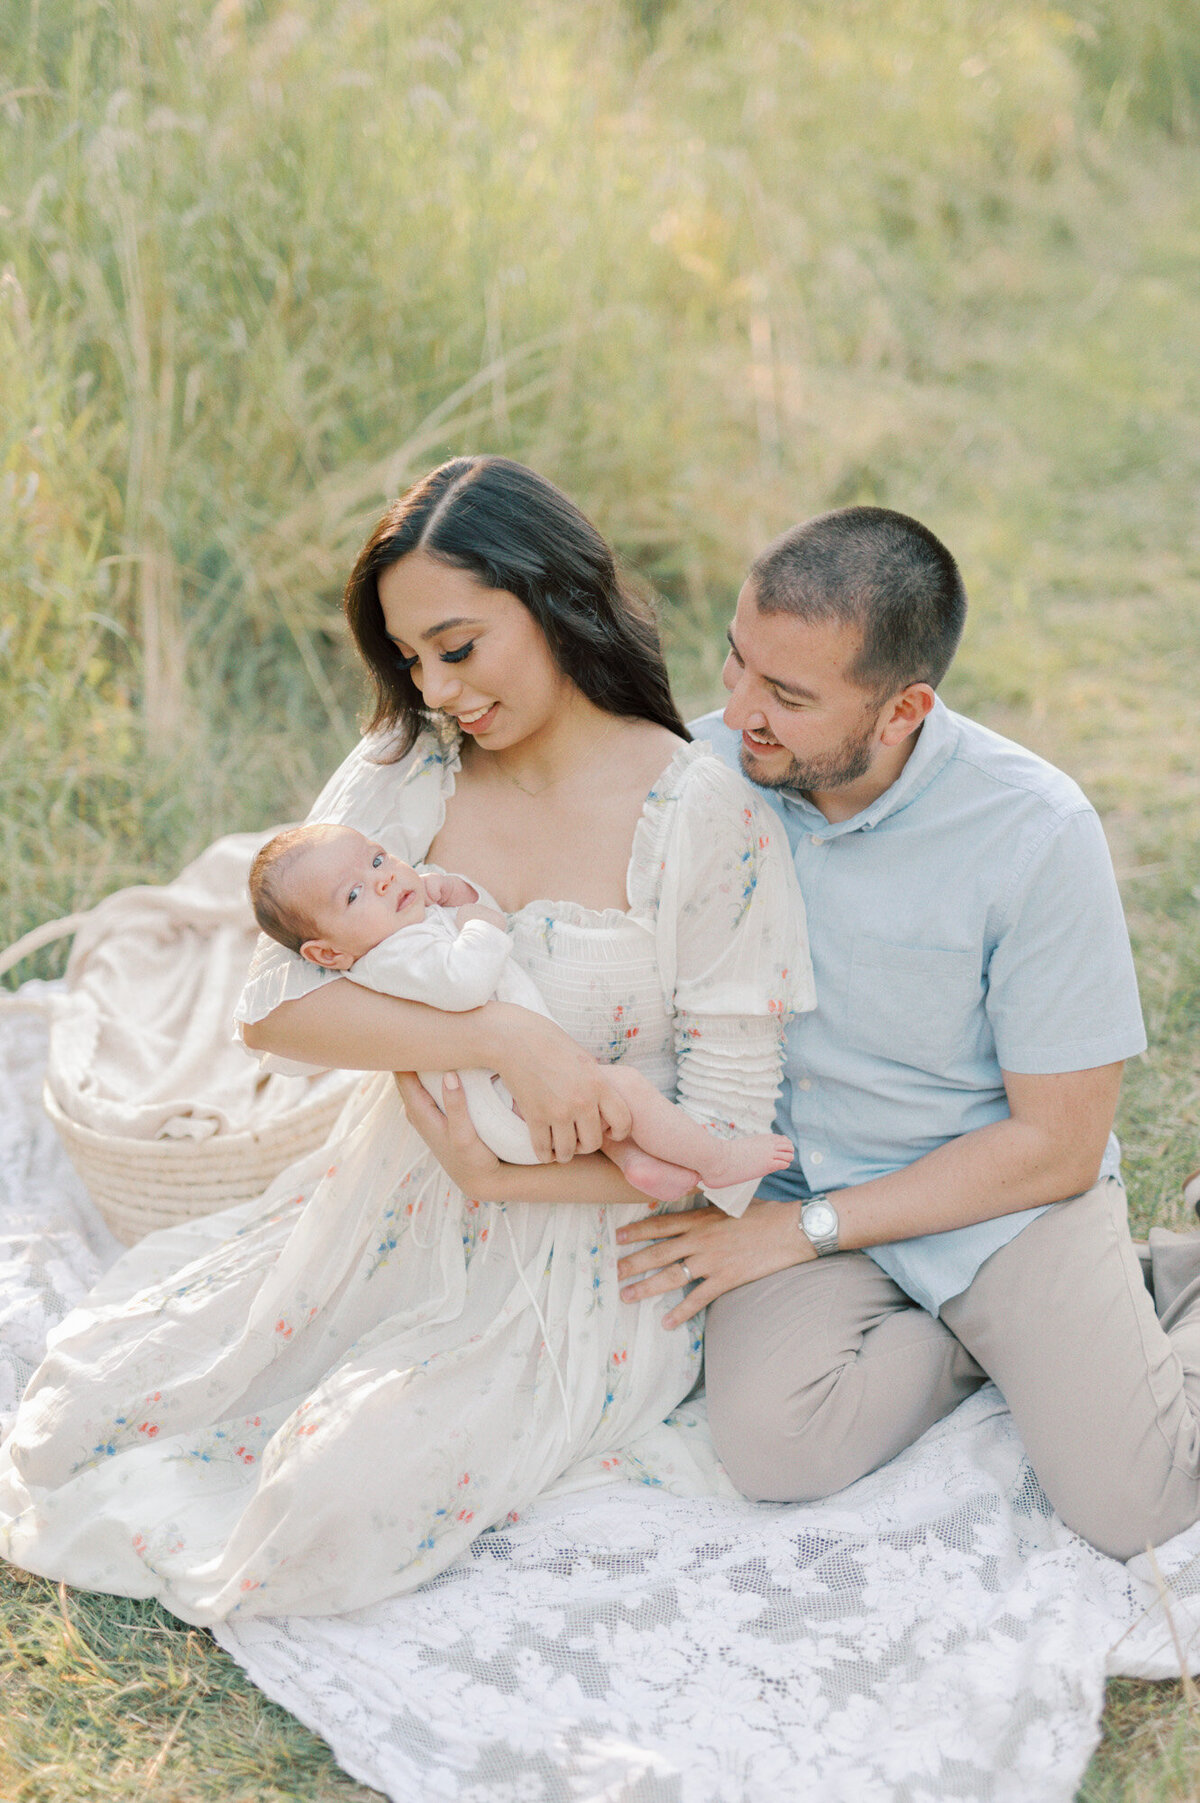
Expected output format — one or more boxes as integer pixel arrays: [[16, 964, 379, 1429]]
[[3, 0, 1200, 1795]]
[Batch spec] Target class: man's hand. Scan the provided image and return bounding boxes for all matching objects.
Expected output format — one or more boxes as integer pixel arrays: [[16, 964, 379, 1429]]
[[488, 1008, 633, 1162], [615, 1200, 817, 1329], [423, 871, 479, 909], [394, 1071, 516, 1201]]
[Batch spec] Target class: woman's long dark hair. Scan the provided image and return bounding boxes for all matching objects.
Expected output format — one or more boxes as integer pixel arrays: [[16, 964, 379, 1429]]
[[343, 456, 689, 756]]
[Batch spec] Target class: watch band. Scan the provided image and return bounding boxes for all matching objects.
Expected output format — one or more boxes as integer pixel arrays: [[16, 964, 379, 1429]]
[[799, 1194, 840, 1257]]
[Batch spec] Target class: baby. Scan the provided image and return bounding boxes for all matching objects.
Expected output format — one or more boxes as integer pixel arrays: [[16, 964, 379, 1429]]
[[249, 823, 794, 1204]]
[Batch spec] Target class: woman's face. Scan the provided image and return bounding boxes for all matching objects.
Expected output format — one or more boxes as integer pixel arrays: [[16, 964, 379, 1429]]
[[378, 551, 572, 749]]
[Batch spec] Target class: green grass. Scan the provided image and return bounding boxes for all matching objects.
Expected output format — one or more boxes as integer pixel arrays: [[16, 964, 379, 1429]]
[[3, 0, 1200, 1793], [0, 1565, 380, 1801], [1081, 1680, 1200, 1802]]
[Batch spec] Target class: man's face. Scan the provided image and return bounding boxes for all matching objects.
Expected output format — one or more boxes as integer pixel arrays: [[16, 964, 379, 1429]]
[[721, 584, 888, 794]]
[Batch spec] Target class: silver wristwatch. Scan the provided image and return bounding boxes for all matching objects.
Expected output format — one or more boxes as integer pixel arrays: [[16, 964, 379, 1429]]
[[800, 1194, 840, 1256]]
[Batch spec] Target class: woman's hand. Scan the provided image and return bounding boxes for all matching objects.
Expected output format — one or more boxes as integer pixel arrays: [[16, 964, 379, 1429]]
[[394, 1072, 516, 1202], [615, 1200, 817, 1328], [487, 1006, 634, 1162], [394, 1071, 642, 1207]]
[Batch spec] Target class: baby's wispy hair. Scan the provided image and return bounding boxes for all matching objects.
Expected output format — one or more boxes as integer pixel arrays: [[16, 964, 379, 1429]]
[[249, 825, 333, 954]]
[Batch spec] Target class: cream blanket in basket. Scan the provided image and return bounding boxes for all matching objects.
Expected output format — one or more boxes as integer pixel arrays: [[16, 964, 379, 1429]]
[[39, 833, 353, 1142]]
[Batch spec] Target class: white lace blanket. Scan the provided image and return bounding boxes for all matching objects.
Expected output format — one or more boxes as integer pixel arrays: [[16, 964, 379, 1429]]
[[3, 997, 1199, 1803]]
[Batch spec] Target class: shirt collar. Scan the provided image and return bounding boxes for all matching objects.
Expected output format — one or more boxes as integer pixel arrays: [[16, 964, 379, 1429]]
[[778, 696, 960, 838]]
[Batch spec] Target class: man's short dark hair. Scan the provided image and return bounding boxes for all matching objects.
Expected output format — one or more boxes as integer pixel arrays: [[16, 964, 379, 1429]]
[[749, 506, 967, 696]]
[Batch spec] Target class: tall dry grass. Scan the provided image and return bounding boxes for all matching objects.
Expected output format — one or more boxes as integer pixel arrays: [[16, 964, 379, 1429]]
[[6, 0, 1197, 946]]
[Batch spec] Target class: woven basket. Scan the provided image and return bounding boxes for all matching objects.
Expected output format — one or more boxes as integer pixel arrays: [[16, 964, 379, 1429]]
[[0, 912, 354, 1247]]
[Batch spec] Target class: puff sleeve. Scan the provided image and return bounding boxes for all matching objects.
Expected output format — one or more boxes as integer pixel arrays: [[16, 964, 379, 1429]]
[[629, 746, 815, 1215], [233, 731, 458, 1065]]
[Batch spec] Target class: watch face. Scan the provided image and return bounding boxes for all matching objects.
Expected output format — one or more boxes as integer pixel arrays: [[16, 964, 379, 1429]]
[[805, 1203, 838, 1239]]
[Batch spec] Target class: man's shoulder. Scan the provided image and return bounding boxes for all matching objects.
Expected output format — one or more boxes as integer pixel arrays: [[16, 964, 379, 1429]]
[[941, 707, 1092, 826]]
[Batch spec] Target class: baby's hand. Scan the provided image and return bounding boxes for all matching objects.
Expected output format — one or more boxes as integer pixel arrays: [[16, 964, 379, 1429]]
[[456, 903, 509, 932], [423, 871, 479, 909]]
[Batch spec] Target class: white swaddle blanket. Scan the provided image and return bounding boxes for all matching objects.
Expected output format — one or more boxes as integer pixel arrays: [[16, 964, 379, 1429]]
[[349, 887, 550, 1166]]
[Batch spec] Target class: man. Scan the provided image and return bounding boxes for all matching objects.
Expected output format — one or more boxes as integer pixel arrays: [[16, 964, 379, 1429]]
[[616, 504, 1200, 1560]]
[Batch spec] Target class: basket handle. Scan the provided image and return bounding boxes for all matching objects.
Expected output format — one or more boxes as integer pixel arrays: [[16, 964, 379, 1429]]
[[0, 912, 94, 991]]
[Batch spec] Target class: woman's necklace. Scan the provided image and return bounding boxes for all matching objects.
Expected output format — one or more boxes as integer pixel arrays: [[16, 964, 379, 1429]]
[[489, 720, 621, 798]]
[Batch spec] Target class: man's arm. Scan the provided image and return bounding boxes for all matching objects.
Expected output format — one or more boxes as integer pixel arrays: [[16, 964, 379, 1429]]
[[243, 983, 634, 1160], [616, 1061, 1124, 1327]]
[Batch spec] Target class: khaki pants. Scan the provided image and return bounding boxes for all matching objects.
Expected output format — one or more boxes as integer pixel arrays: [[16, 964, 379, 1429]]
[[704, 1178, 1200, 1559]]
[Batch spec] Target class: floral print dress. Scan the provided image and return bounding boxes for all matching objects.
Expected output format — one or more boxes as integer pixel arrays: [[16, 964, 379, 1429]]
[[0, 736, 813, 1625]]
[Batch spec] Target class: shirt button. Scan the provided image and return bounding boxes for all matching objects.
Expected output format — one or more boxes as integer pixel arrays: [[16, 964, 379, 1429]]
[[809, 834, 822, 846], [810, 1150, 824, 1166], [797, 1078, 812, 1091]]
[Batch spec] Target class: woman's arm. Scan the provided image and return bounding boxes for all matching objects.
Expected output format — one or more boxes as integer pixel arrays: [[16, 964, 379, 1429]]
[[244, 984, 634, 1159]]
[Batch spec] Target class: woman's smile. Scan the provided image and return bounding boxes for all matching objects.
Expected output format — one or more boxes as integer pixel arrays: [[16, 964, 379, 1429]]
[[454, 701, 499, 734]]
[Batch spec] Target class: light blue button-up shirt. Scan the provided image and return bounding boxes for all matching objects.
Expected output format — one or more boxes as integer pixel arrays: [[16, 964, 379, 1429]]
[[692, 700, 1147, 1314]]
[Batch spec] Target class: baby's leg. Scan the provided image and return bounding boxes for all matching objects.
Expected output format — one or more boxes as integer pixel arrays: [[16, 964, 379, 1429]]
[[417, 1069, 541, 1165], [604, 1065, 793, 1193]]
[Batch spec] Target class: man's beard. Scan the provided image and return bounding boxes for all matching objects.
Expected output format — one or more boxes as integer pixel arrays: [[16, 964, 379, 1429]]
[[738, 713, 877, 796]]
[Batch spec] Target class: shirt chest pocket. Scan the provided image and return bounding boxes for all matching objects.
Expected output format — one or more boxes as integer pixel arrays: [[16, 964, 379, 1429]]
[[844, 936, 983, 1071]]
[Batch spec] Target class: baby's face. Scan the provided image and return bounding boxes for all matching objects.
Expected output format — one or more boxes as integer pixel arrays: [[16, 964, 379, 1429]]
[[294, 827, 426, 964]]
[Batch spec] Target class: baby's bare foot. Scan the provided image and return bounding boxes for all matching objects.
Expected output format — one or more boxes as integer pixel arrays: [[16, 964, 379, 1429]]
[[698, 1133, 794, 1189], [605, 1138, 701, 1204]]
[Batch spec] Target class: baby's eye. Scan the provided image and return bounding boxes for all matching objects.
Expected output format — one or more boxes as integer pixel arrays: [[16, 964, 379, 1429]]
[[440, 641, 475, 665], [372, 854, 383, 868], [347, 884, 362, 905]]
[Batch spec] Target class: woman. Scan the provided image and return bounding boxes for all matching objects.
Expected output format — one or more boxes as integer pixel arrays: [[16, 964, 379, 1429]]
[[0, 456, 812, 1624]]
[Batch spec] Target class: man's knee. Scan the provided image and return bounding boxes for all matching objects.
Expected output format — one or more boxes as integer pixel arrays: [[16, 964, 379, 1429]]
[[706, 1355, 879, 1504], [1041, 1471, 1200, 1563], [705, 1275, 983, 1504]]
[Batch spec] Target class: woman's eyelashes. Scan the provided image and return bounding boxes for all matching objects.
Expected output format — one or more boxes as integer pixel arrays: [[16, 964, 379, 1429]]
[[439, 641, 475, 665], [392, 642, 475, 669]]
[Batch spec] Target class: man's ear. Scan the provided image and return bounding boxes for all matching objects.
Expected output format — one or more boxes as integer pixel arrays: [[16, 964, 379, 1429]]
[[300, 940, 354, 970], [879, 683, 935, 747]]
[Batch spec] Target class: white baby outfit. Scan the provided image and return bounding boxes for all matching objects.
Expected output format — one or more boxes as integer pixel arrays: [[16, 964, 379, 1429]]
[[0, 732, 812, 1624], [354, 898, 768, 1205], [351, 896, 557, 1168]]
